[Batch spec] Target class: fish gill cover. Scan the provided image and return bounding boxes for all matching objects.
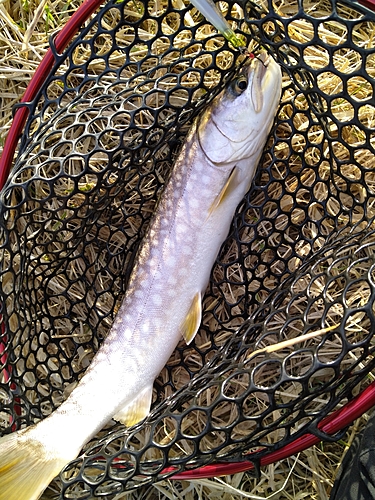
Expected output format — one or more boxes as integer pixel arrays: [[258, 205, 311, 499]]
[[1, 0, 375, 497]]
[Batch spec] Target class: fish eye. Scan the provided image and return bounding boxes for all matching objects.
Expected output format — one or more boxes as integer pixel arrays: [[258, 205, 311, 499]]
[[231, 76, 248, 95]]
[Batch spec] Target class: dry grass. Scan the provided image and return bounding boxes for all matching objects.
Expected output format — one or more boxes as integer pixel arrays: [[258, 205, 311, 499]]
[[1, 0, 375, 499], [0, 0, 82, 141]]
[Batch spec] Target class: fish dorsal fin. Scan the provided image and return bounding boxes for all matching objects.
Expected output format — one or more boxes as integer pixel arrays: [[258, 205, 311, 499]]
[[113, 384, 153, 427], [181, 291, 202, 345], [209, 166, 238, 216]]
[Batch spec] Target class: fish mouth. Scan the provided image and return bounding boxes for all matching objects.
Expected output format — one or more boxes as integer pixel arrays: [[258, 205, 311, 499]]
[[255, 51, 270, 83], [248, 51, 271, 113]]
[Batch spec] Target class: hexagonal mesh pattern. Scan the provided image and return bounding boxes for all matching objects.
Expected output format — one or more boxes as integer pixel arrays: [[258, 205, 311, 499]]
[[1, 0, 375, 497]]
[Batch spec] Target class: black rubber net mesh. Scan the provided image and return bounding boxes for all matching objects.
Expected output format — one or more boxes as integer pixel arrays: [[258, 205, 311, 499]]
[[1, 0, 375, 496]]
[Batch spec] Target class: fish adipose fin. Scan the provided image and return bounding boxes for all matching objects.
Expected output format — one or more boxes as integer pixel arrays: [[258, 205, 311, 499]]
[[181, 291, 202, 345], [209, 166, 238, 215], [0, 430, 69, 500], [113, 384, 153, 427]]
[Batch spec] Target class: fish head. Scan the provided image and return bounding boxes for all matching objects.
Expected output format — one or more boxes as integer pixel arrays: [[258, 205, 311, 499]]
[[197, 51, 282, 166]]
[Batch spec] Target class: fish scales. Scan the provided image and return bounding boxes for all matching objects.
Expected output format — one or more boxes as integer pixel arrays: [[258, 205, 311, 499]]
[[45, 132, 236, 441], [0, 51, 282, 500]]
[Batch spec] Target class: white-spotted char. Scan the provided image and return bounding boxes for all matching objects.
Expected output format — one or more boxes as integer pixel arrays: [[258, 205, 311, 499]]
[[0, 51, 282, 500]]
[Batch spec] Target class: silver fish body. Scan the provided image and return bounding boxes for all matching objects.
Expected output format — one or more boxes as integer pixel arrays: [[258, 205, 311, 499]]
[[0, 52, 282, 500]]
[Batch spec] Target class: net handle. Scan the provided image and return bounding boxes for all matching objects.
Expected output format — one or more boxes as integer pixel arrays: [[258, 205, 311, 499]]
[[0, 0, 104, 191]]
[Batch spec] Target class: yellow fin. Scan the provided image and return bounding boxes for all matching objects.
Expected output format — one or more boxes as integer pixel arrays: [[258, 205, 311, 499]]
[[209, 166, 238, 215], [113, 384, 153, 427], [181, 292, 202, 345], [0, 429, 69, 500]]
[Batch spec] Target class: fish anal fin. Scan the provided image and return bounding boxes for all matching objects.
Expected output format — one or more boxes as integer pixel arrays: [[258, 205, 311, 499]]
[[113, 384, 153, 427], [181, 292, 202, 345], [209, 166, 238, 215]]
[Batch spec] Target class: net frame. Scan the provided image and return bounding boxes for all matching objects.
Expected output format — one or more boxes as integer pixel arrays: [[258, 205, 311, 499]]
[[1, 0, 375, 496]]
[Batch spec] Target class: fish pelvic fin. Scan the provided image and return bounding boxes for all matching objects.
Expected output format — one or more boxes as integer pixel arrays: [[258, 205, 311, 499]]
[[208, 166, 238, 216], [181, 291, 202, 345], [113, 384, 153, 427], [0, 428, 70, 500]]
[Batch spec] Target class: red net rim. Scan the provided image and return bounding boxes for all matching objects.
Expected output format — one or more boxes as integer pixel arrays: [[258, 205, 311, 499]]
[[0, 0, 104, 191], [1, 0, 375, 482]]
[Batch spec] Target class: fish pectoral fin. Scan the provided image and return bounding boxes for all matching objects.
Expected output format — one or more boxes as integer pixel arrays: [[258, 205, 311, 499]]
[[113, 384, 153, 427], [209, 166, 238, 215], [181, 291, 202, 345]]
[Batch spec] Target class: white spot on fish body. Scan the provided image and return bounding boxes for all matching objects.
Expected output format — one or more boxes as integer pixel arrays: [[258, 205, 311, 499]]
[[167, 287, 176, 301], [141, 321, 151, 335], [186, 245, 194, 258], [134, 289, 145, 299], [201, 174, 211, 186], [166, 255, 176, 268], [121, 326, 134, 341], [192, 197, 203, 210], [153, 280, 165, 292], [177, 266, 190, 279], [148, 257, 159, 270], [167, 277, 178, 287], [152, 294, 163, 307]]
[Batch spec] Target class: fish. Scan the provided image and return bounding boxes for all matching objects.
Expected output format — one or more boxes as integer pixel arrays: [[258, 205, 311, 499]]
[[0, 51, 282, 500]]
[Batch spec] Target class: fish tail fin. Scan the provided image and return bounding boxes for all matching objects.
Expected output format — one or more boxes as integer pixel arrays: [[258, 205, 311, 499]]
[[0, 429, 70, 500]]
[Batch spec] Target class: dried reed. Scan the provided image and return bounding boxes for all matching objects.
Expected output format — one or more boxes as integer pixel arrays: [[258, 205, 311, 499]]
[[1, 0, 375, 499]]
